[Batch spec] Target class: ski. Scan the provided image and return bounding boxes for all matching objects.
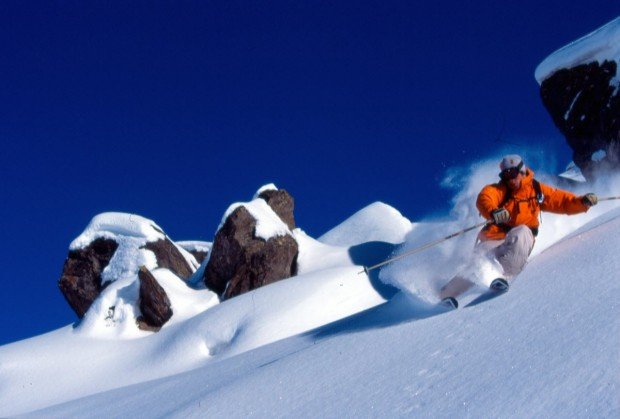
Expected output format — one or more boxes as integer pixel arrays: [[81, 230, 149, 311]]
[[465, 278, 510, 307], [440, 279, 509, 310]]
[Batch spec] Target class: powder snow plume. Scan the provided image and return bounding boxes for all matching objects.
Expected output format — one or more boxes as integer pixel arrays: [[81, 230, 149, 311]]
[[380, 152, 620, 303]]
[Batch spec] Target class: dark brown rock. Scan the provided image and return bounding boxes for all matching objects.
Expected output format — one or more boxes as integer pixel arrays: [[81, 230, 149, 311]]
[[540, 60, 620, 180], [187, 249, 209, 264], [258, 189, 296, 230], [141, 238, 193, 280], [137, 266, 173, 330], [136, 317, 162, 332], [58, 238, 119, 318], [204, 206, 298, 300]]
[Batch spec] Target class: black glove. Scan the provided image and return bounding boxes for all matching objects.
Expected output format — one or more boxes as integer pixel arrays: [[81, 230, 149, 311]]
[[582, 193, 598, 207], [491, 208, 510, 224]]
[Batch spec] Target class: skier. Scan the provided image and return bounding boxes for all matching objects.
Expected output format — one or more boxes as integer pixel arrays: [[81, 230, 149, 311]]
[[440, 155, 598, 308]]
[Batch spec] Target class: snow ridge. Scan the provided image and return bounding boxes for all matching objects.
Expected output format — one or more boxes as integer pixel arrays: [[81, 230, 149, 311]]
[[70, 212, 165, 250], [319, 202, 412, 247], [535, 16, 620, 83]]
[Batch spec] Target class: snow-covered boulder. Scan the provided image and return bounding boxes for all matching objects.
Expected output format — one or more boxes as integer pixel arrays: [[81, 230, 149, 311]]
[[536, 17, 620, 180], [58, 213, 197, 318], [204, 186, 299, 300]]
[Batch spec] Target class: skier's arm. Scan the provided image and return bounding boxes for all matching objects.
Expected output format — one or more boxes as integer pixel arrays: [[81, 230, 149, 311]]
[[476, 184, 504, 219], [539, 183, 589, 214]]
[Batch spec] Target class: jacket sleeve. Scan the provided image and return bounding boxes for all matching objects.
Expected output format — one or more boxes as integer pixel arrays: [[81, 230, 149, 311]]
[[539, 183, 589, 214], [476, 184, 504, 219]]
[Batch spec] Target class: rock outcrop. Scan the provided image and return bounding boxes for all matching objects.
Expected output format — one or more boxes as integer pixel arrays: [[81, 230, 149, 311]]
[[540, 60, 620, 180], [204, 190, 299, 300], [187, 249, 209, 264], [58, 238, 119, 318], [536, 17, 620, 181], [137, 266, 173, 331]]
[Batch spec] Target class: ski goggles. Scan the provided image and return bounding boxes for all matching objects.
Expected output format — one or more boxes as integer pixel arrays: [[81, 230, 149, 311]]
[[499, 161, 524, 180]]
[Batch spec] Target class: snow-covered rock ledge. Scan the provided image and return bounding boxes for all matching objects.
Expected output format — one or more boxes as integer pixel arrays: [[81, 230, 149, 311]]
[[536, 16, 620, 180]]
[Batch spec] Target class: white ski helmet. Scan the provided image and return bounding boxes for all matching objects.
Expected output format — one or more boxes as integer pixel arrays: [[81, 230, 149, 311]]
[[499, 154, 526, 174]]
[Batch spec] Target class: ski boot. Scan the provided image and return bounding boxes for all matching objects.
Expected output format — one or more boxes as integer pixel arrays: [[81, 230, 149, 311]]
[[440, 296, 459, 309], [490, 278, 509, 292]]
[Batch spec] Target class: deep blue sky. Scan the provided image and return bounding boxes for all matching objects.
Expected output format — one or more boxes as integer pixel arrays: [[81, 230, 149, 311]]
[[1, 1, 618, 345]]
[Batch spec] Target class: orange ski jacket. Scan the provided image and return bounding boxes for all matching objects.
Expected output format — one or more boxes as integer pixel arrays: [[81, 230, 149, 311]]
[[477, 169, 589, 241]]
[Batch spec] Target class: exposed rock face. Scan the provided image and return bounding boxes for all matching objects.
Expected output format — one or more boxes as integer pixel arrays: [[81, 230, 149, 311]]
[[204, 206, 298, 300], [137, 266, 173, 330], [258, 189, 296, 230], [58, 238, 119, 318], [187, 249, 209, 264], [141, 239, 193, 280], [540, 60, 620, 180]]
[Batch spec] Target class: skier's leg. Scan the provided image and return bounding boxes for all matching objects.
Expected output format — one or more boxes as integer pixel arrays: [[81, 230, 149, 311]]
[[439, 239, 503, 300], [492, 225, 535, 278]]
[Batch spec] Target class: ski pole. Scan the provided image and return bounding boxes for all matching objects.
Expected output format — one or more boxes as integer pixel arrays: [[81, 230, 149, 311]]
[[599, 196, 620, 201], [359, 220, 492, 275]]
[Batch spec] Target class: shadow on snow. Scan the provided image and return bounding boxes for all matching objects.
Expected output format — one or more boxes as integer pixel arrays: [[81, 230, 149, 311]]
[[308, 291, 449, 342], [303, 240, 451, 340], [347, 241, 400, 301]]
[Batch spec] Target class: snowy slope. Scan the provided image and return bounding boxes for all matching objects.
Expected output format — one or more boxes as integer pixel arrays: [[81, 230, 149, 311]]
[[0, 205, 408, 416], [23, 206, 620, 418], [1, 165, 619, 417]]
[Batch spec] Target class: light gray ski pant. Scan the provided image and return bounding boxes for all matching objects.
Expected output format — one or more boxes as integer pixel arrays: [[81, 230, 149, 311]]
[[439, 225, 535, 299]]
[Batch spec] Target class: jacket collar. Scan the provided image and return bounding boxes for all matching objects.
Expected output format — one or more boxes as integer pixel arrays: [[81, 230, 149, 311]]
[[501, 168, 534, 193]]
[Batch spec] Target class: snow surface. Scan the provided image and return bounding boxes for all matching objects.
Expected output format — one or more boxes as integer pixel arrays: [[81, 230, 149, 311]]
[[70, 212, 166, 250], [176, 240, 212, 254], [319, 201, 412, 247], [13, 204, 620, 418], [252, 182, 278, 199], [2, 162, 620, 417], [535, 16, 620, 83], [559, 161, 587, 183]]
